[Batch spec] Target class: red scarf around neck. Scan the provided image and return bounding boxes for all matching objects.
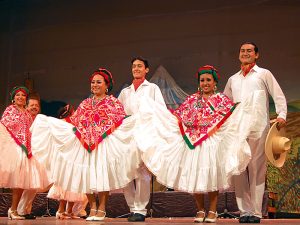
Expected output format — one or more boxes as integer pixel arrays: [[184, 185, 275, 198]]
[[133, 78, 145, 91], [241, 63, 255, 76]]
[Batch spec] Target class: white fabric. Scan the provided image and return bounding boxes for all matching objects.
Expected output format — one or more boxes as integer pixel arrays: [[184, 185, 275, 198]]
[[224, 65, 287, 218], [30, 114, 139, 196], [118, 79, 166, 214], [123, 169, 151, 215], [234, 127, 268, 218], [224, 65, 287, 120], [118, 80, 166, 115], [17, 189, 38, 215], [47, 184, 87, 202], [0, 122, 50, 190], [134, 90, 267, 193]]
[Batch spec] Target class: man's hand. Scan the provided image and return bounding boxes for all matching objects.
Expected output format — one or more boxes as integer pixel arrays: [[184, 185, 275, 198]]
[[276, 118, 286, 129]]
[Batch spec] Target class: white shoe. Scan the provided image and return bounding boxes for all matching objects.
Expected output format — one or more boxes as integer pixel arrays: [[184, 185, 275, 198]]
[[93, 210, 106, 221], [8, 208, 25, 220], [86, 208, 97, 221], [205, 211, 218, 223], [194, 210, 205, 223], [86, 216, 95, 221]]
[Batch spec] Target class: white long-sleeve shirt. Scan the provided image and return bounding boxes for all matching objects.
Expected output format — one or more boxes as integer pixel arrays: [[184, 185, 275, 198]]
[[224, 65, 287, 120], [118, 79, 166, 115]]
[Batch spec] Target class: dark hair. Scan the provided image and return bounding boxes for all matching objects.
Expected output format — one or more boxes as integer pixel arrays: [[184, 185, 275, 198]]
[[240, 41, 259, 53], [27, 93, 41, 107], [240, 41, 258, 53], [57, 104, 74, 119], [28, 93, 40, 102], [131, 56, 149, 68]]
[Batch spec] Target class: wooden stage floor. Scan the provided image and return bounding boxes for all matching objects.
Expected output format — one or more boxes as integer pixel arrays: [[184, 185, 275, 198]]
[[0, 217, 300, 225]]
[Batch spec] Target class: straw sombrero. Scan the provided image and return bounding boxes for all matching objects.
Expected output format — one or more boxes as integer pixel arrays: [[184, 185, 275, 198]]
[[265, 122, 291, 168]]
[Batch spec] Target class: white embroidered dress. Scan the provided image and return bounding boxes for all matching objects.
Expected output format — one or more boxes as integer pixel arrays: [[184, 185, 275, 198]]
[[135, 91, 267, 193], [0, 105, 50, 189], [31, 95, 138, 200]]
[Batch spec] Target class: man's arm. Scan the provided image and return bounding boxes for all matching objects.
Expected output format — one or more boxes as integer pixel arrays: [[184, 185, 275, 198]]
[[264, 70, 287, 128]]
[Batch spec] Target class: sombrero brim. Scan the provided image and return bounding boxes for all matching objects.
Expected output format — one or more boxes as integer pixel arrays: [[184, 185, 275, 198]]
[[265, 122, 288, 168]]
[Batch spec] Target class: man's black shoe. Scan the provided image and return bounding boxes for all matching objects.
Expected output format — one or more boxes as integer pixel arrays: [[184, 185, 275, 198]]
[[248, 216, 261, 223], [20, 213, 36, 219], [79, 215, 87, 219], [239, 216, 249, 223], [127, 213, 145, 222]]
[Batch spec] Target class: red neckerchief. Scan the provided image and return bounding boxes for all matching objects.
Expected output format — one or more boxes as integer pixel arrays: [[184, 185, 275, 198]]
[[241, 63, 255, 76], [133, 78, 145, 91]]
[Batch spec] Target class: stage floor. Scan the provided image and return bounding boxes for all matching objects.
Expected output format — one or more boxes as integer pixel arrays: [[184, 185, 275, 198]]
[[0, 217, 300, 225]]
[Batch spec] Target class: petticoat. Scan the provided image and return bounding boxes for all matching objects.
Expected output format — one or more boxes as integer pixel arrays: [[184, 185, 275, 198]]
[[47, 184, 87, 202], [30, 114, 139, 196], [0, 122, 50, 190], [134, 90, 267, 193]]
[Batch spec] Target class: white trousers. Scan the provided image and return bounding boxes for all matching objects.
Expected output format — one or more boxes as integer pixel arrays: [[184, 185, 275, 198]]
[[123, 166, 151, 215], [17, 190, 38, 215], [234, 127, 268, 218]]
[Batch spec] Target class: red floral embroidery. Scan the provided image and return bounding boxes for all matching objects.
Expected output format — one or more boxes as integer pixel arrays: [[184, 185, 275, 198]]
[[66, 95, 126, 152], [173, 93, 236, 148], [1, 105, 33, 158]]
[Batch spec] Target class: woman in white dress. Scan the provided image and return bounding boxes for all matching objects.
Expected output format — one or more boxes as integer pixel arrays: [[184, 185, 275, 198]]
[[134, 65, 267, 223], [0, 86, 50, 220], [31, 68, 138, 221]]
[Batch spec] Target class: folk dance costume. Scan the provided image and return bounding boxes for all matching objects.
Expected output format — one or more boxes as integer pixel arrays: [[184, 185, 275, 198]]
[[0, 105, 50, 190], [134, 90, 267, 193], [30, 95, 138, 201], [224, 64, 287, 218], [118, 79, 166, 217]]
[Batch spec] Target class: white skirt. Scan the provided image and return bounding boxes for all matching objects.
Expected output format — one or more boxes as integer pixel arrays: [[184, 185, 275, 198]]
[[0, 122, 50, 190], [30, 114, 139, 195], [47, 184, 87, 202], [134, 90, 267, 193]]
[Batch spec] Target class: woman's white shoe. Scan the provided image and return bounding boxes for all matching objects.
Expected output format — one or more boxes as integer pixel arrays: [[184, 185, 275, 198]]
[[86, 208, 97, 221], [86, 216, 95, 221], [8, 208, 25, 220], [93, 210, 106, 221], [194, 210, 206, 223], [204, 211, 218, 223]]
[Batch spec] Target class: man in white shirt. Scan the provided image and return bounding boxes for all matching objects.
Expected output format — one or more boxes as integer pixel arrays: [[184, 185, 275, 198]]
[[224, 42, 287, 223], [118, 57, 166, 222]]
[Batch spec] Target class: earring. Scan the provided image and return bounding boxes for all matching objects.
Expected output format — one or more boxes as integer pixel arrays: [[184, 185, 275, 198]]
[[198, 87, 203, 95], [214, 85, 217, 94], [11, 100, 15, 104], [105, 89, 108, 94]]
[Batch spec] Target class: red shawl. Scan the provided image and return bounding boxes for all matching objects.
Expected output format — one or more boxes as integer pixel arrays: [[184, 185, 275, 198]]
[[1, 105, 33, 158], [173, 92, 237, 149], [65, 95, 127, 152]]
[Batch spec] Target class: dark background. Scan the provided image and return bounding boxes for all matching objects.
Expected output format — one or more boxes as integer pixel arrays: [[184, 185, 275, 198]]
[[1, 0, 299, 113]]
